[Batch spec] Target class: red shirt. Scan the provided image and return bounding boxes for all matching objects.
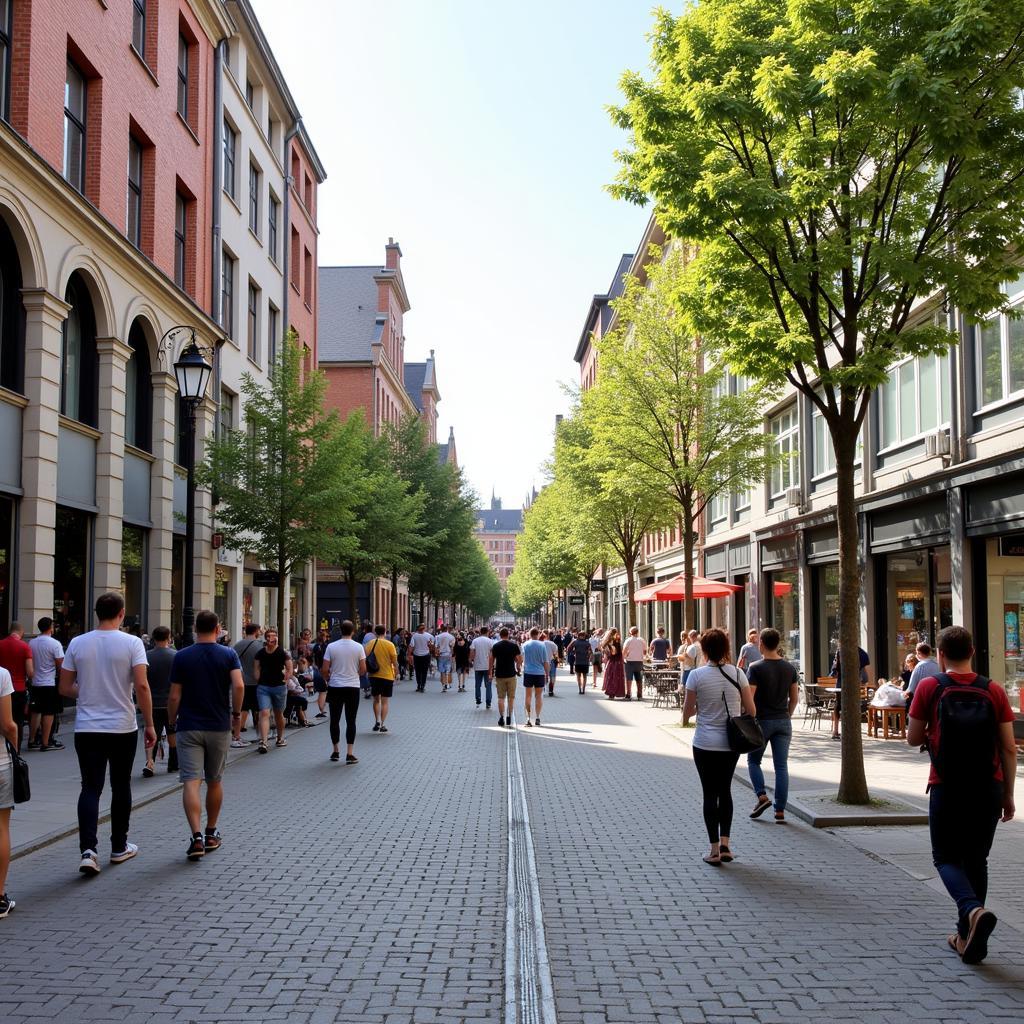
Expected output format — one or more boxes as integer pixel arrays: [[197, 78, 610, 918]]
[[909, 671, 1015, 786], [0, 635, 32, 692]]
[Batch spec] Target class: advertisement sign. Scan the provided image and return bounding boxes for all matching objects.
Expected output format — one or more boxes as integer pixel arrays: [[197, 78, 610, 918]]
[[590, 579, 608, 592], [568, 595, 585, 606], [1005, 604, 1020, 659]]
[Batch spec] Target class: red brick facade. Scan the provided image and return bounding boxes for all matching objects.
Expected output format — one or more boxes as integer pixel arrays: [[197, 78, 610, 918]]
[[288, 135, 319, 360]]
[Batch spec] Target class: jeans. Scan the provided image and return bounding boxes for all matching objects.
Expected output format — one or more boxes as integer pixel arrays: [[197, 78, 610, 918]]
[[75, 730, 139, 854], [692, 746, 740, 843], [474, 670, 492, 705], [327, 687, 360, 746], [413, 654, 431, 690], [746, 717, 793, 812], [929, 780, 1003, 938]]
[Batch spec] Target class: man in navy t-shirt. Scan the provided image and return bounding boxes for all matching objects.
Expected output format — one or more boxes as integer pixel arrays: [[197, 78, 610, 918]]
[[166, 609, 244, 861]]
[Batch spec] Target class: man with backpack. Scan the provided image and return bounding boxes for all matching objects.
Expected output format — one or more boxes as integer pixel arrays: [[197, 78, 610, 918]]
[[907, 625, 1017, 965]]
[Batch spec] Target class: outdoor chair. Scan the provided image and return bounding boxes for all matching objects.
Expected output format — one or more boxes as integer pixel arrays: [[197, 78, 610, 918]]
[[802, 681, 831, 730]]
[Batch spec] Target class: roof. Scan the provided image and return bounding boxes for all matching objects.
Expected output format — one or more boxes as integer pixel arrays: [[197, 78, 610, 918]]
[[475, 508, 524, 533], [318, 266, 383, 362], [573, 253, 634, 363], [436, 443, 449, 465], [403, 362, 427, 412]]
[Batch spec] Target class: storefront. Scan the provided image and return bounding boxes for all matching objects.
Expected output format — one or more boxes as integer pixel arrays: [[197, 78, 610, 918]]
[[214, 565, 231, 635], [760, 533, 801, 668], [806, 527, 839, 678], [120, 524, 146, 632], [289, 574, 305, 641], [53, 506, 91, 645], [704, 541, 752, 644], [0, 495, 12, 634]]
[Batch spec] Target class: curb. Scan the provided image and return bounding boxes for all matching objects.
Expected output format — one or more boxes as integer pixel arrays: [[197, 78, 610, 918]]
[[658, 722, 929, 828]]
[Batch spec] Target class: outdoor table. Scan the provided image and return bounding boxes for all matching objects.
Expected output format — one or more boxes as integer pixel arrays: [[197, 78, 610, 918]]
[[866, 704, 907, 739]]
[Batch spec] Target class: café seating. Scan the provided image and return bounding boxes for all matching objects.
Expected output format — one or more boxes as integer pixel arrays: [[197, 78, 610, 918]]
[[866, 704, 907, 739], [802, 681, 832, 729]]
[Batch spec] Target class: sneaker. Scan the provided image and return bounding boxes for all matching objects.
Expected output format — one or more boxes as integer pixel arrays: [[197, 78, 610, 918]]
[[230, 737, 248, 748], [0, 893, 14, 918], [142, 764, 154, 778], [505, 719, 513, 729], [27, 740, 40, 750], [345, 754, 359, 765], [498, 717, 505, 727], [45, 738, 65, 750], [486, 704, 492, 709], [379, 725, 388, 734], [110, 842, 139, 865], [203, 829, 222, 852], [79, 850, 101, 876], [372, 722, 381, 732], [526, 720, 533, 728], [315, 711, 327, 718], [187, 835, 205, 861], [535, 718, 542, 727], [476, 700, 482, 706], [330, 750, 340, 761]]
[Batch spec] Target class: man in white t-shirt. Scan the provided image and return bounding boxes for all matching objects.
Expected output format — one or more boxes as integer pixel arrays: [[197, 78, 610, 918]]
[[435, 625, 455, 692], [622, 626, 647, 700], [59, 592, 155, 877], [409, 624, 434, 692], [0, 664, 18, 917], [29, 616, 65, 751], [321, 619, 367, 765], [469, 627, 494, 708]]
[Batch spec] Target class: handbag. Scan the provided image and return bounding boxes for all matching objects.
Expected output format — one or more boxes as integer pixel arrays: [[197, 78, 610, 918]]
[[5, 739, 30, 803], [365, 638, 380, 675], [717, 665, 764, 754]]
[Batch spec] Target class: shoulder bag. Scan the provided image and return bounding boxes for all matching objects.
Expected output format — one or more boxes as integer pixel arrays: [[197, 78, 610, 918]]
[[365, 638, 380, 675], [717, 665, 764, 754], [5, 739, 30, 803]]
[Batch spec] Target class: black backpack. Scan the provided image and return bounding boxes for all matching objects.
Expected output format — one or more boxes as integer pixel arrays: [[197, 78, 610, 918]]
[[927, 673, 998, 788]]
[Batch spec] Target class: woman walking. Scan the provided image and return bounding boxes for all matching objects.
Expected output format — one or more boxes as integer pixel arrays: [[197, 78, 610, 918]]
[[453, 632, 471, 692], [682, 628, 757, 865], [601, 629, 626, 699]]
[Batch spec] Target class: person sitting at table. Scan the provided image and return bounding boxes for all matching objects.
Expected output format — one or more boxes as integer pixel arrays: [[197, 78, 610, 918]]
[[872, 678, 909, 707], [901, 652, 918, 687]]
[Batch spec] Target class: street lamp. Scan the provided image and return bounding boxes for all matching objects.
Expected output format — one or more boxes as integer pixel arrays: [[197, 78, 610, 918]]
[[161, 328, 212, 648]]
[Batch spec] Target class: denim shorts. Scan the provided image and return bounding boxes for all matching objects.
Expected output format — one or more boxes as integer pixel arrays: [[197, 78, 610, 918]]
[[438, 656, 452, 674], [0, 761, 13, 809], [256, 683, 287, 712]]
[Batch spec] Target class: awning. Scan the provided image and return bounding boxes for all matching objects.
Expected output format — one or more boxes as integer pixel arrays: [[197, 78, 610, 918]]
[[634, 574, 743, 603]]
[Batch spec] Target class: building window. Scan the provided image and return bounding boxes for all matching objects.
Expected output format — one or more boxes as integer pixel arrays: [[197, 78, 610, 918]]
[[811, 395, 865, 476], [63, 59, 87, 193], [0, 218, 25, 393], [769, 404, 799, 497], [219, 387, 234, 440], [267, 304, 279, 372], [303, 172, 312, 209], [245, 78, 254, 109], [174, 191, 187, 288], [290, 227, 300, 289], [976, 271, 1024, 408], [0, 0, 12, 123], [126, 320, 152, 452], [268, 194, 279, 261], [221, 250, 235, 339], [708, 486, 729, 529], [248, 161, 260, 236], [879, 352, 951, 450], [126, 135, 143, 248], [176, 32, 189, 120], [247, 281, 259, 363], [303, 247, 312, 306], [61, 273, 98, 427], [132, 0, 146, 59], [223, 119, 237, 199]]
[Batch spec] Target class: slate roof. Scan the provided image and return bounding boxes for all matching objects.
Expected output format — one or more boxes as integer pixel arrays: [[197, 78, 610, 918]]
[[436, 443, 449, 465], [318, 266, 383, 362], [476, 508, 524, 533], [403, 362, 427, 411], [573, 253, 634, 363]]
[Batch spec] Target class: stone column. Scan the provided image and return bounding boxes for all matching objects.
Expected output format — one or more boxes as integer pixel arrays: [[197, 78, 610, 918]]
[[93, 336, 133, 600], [148, 372, 177, 630], [17, 289, 69, 626]]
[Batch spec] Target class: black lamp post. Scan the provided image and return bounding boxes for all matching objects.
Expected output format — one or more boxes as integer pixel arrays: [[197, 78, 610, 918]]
[[168, 332, 212, 649]]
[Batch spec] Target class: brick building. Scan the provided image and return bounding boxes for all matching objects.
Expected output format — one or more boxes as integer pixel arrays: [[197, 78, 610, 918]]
[[475, 494, 522, 588]]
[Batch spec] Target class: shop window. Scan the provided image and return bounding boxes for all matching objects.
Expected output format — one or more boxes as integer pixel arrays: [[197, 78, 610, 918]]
[[60, 273, 98, 427], [53, 506, 91, 645], [63, 59, 87, 193], [125, 319, 152, 451], [171, 535, 185, 642], [0, 0, 12, 124], [878, 352, 950, 450], [814, 564, 840, 678], [121, 523, 146, 633], [975, 270, 1024, 408], [768, 569, 800, 668], [768, 405, 799, 497], [0, 217, 25, 393], [215, 566, 230, 631]]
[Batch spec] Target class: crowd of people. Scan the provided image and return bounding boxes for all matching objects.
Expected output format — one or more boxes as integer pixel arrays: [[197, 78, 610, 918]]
[[0, 602, 1017, 966]]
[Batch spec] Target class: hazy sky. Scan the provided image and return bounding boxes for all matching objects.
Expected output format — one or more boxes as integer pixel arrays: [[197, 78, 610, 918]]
[[250, 0, 654, 510]]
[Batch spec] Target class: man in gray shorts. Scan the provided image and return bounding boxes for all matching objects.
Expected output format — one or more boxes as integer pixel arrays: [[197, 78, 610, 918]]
[[166, 610, 244, 861]]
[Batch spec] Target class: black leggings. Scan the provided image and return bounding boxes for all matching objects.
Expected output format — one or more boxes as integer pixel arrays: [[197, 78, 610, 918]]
[[413, 654, 431, 689], [75, 730, 139, 854], [327, 687, 360, 745], [692, 746, 740, 844]]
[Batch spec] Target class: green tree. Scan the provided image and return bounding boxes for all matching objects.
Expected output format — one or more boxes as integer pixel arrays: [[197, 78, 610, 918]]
[[591, 245, 781, 632], [611, 0, 1024, 802], [202, 334, 360, 644]]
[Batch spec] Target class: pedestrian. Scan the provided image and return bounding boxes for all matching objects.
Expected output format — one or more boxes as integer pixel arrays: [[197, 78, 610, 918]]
[[233, 623, 263, 736], [435, 624, 455, 692], [829, 643, 871, 740], [470, 626, 494, 708], [489, 627, 522, 728], [906, 641, 940, 699], [365, 623, 398, 733], [571, 631, 591, 694], [745, 628, 799, 824], [58, 592, 156, 876], [542, 631, 559, 697], [649, 626, 671, 666], [622, 626, 647, 700], [392, 629, 408, 680], [680, 629, 701, 686], [322, 620, 366, 764], [294, 628, 314, 663], [907, 625, 1016, 964], [28, 617, 64, 751], [0, 623, 32, 751], [253, 628, 292, 754], [521, 627, 549, 728], [312, 628, 331, 670], [0, 662, 18, 916], [682, 628, 756, 866], [409, 624, 433, 691], [454, 631, 471, 693], [143, 626, 177, 775], [165, 610, 244, 861], [601, 628, 626, 699], [736, 628, 762, 672], [589, 630, 603, 681]]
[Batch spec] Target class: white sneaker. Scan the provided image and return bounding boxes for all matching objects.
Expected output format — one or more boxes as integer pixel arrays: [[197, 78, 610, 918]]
[[230, 737, 249, 748], [79, 850, 100, 876], [110, 842, 139, 864]]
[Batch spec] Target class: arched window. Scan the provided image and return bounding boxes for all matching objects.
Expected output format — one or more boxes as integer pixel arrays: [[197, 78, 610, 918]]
[[125, 319, 152, 451], [61, 273, 98, 426], [0, 217, 24, 393]]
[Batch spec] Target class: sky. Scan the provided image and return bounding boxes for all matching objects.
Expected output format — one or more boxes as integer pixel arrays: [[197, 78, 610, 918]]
[[249, 0, 655, 510]]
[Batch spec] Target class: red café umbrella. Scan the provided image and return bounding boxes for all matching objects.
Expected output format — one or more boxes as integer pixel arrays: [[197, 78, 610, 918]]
[[634, 573, 743, 603], [772, 581, 794, 597]]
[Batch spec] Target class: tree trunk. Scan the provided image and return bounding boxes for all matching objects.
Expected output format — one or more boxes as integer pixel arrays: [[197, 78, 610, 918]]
[[625, 552, 638, 629], [834, 424, 870, 804], [682, 509, 695, 632], [584, 580, 592, 632], [276, 560, 287, 648], [389, 567, 399, 633], [346, 566, 358, 624]]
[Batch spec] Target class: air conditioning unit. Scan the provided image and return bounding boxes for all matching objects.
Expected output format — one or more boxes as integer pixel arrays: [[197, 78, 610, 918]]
[[785, 487, 802, 508], [924, 430, 951, 458]]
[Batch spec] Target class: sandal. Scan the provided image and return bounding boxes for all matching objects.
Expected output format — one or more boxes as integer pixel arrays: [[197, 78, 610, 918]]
[[719, 846, 734, 863], [749, 795, 772, 819], [961, 907, 997, 964], [702, 852, 722, 865], [275, 739, 287, 747], [257, 742, 268, 754], [947, 933, 964, 957]]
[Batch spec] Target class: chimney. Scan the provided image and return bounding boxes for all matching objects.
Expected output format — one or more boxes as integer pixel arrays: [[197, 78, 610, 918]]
[[385, 237, 402, 271]]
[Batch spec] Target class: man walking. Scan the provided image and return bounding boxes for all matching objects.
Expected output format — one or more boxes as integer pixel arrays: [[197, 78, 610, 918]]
[[0, 624, 32, 751], [322, 620, 366, 764], [233, 623, 263, 737], [143, 626, 177, 776], [737, 628, 763, 672], [470, 626, 493, 709], [165, 610, 244, 861], [410, 623, 433, 692], [571, 631, 592, 695], [489, 627, 522, 728], [622, 626, 647, 700], [521, 628, 549, 727], [28, 618, 63, 751], [435, 624, 455, 692], [365, 624, 398, 733], [253, 629, 292, 754], [907, 626, 1016, 964], [59, 592, 155, 876], [542, 631, 559, 697]]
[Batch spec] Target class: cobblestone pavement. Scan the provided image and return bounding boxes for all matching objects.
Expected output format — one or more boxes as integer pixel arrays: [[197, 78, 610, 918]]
[[2, 676, 1023, 1023]]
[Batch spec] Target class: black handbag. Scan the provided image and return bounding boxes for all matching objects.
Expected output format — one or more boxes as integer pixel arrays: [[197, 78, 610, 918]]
[[717, 665, 765, 754], [365, 638, 380, 675], [5, 739, 30, 803]]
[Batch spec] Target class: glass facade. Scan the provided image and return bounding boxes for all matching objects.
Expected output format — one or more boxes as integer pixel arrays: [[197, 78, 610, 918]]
[[883, 546, 952, 679], [768, 568, 800, 668], [53, 506, 90, 645], [214, 565, 230, 635], [121, 524, 145, 632], [815, 564, 840, 678], [983, 538, 1024, 709]]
